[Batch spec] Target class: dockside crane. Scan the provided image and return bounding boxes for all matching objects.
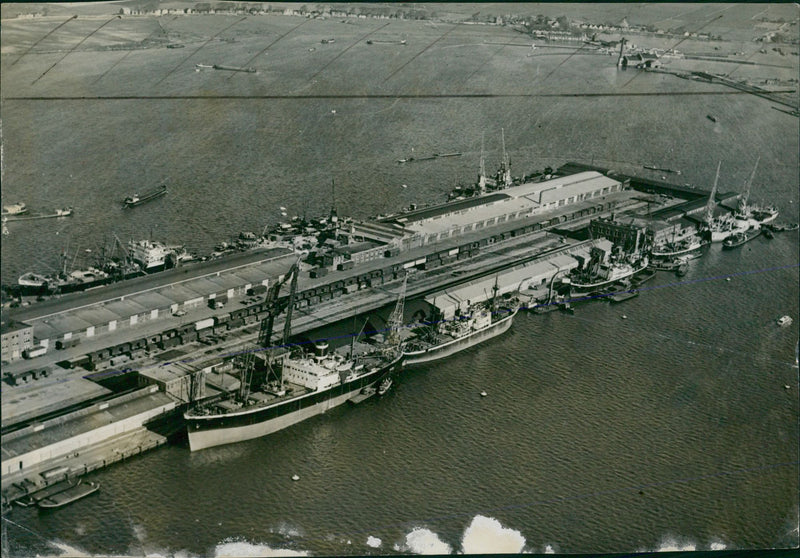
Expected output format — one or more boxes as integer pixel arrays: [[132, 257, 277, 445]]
[[385, 275, 408, 351], [238, 259, 300, 401], [704, 161, 721, 226]]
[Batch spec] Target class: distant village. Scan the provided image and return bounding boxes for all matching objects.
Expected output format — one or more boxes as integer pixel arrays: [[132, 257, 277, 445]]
[[11, 2, 799, 47]]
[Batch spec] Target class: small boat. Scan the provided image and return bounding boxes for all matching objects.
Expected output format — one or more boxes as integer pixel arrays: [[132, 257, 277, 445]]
[[291, 474, 300, 482], [397, 152, 461, 164], [609, 289, 639, 303], [777, 315, 793, 327], [480, 391, 488, 397], [762, 228, 774, 239], [377, 377, 393, 396], [2, 202, 28, 215], [212, 64, 256, 73], [643, 164, 681, 174], [766, 222, 799, 232], [630, 269, 656, 286], [707, 114, 717, 122], [37, 481, 99, 509], [4, 207, 73, 221], [15, 480, 79, 507], [349, 385, 377, 405], [123, 185, 167, 208]]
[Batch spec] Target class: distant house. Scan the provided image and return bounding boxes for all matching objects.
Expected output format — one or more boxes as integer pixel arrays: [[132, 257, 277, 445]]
[[620, 53, 661, 68]]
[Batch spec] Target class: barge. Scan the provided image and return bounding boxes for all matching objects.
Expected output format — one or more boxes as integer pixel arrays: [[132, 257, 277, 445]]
[[38, 481, 99, 509], [123, 185, 167, 208]]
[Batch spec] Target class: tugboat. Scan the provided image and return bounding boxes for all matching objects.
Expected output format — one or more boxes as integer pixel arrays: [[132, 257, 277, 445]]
[[722, 228, 761, 249], [123, 185, 167, 208], [377, 376, 393, 396]]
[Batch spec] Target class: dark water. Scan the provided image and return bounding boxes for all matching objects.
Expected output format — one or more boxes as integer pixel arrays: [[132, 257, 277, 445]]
[[2, 12, 799, 557]]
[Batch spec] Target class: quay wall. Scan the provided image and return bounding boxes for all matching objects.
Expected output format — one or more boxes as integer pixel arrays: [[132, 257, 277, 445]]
[[6, 188, 632, 374], [1, 386, 175, 483]]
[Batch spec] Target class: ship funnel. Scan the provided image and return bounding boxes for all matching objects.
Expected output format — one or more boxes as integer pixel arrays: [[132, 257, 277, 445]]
[[314, 341, 329, 357]]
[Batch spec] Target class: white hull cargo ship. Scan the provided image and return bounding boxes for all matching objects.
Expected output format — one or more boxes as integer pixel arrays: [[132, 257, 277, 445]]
[[403, 301, 517, 365], [185, 346, 402, 451], [651, 235, 708, 259]]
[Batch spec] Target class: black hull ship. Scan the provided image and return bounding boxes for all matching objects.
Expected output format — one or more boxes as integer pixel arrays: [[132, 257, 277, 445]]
[[123, 185, 167, 208], [184, 266, 408, 451], [185, 348, 402, 451]]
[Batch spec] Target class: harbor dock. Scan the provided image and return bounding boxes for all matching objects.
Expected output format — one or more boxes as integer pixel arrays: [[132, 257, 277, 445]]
[[0, 161, 755, 502]]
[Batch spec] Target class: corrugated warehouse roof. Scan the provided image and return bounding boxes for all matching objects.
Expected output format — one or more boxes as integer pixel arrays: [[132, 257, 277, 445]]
[[404, 172, 622, 236], [102, 299, 148, 317], [128, 291, 178, 311], [501, 172, 612, 200], [73, 306, 121, 326], [537, 174, 620, 205], [40, 314, 93, 337]]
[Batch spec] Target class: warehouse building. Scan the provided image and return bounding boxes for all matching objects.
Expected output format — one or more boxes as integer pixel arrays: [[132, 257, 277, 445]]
[[384, 171, 625, 246], [1, 319, 34, 362]]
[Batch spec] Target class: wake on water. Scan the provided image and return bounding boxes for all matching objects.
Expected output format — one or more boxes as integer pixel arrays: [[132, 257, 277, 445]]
[[38, 519, 734, 557]]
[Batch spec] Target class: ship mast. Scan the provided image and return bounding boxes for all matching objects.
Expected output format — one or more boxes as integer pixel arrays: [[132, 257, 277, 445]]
[[500, 128, 512, 187], [330, 178, 338, 226], [478, 133, 487, 194], [738, 156, 760, 215], [704, 161, 721, 225]]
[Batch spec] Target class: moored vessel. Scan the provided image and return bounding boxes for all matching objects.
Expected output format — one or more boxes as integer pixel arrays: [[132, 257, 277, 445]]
[[185, 347, 402, 451], [651, 234, 708, 258], [16, 266, 111, 296], [402, 297, 518, 366], [2, 202, 28, 215], [722, 228, 761, 249], [184, 265, 406, 451], [128, 239, 182, 273], [3, 207, 73, 222], [568, 244, 648, 292], [37, 481, 99, 509]]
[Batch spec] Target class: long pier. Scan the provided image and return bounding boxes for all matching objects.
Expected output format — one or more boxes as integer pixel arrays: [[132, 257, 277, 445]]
[[2, 162, 731, 501]]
